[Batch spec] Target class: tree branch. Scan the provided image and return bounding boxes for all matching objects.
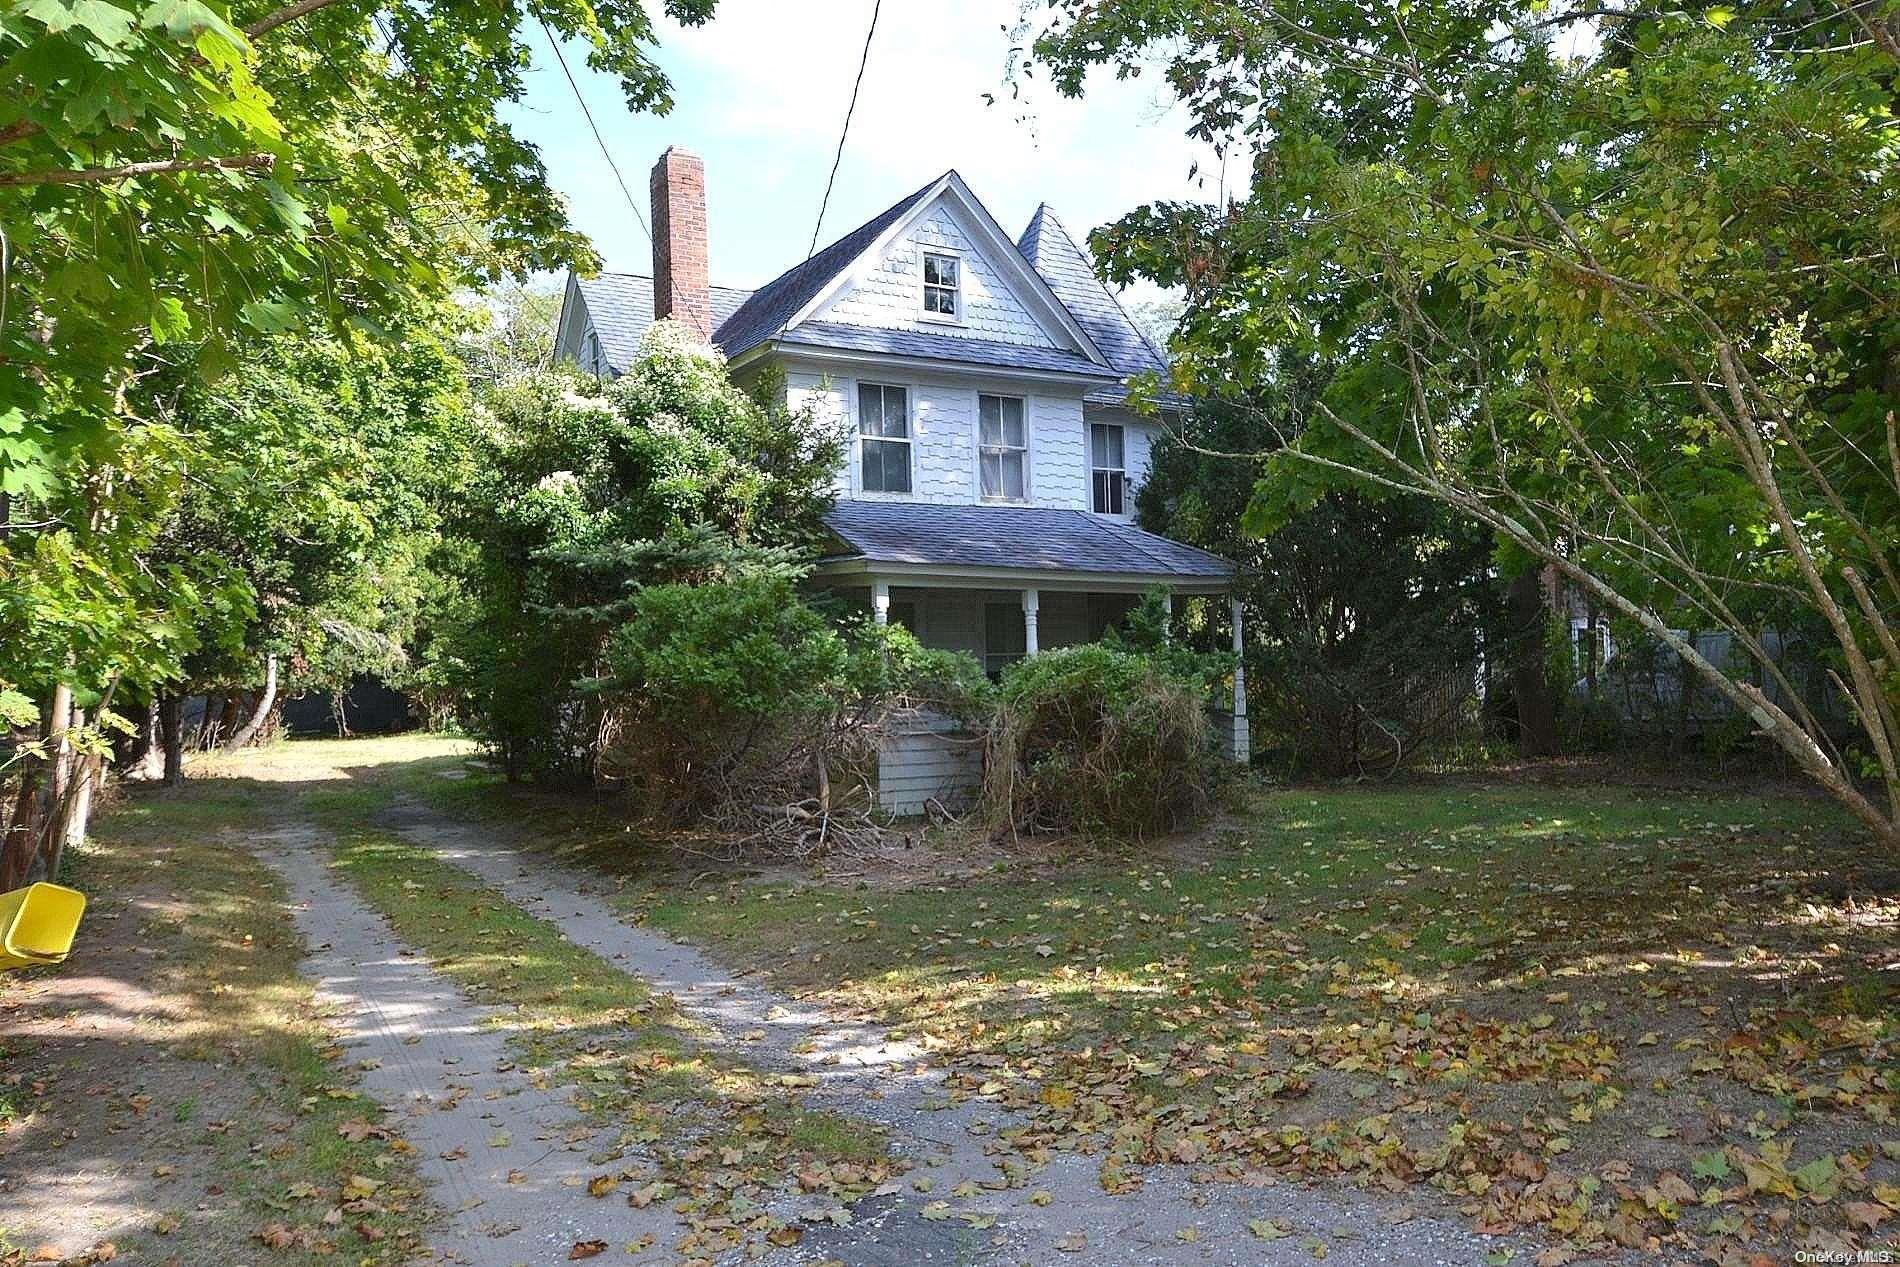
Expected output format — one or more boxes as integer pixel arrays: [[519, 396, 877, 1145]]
[[244, 0, 352, 39], [0, 153, 274, 187]]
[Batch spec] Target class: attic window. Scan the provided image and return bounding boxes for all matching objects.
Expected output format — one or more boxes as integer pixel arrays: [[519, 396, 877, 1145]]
[[922, 252, 959, 318]]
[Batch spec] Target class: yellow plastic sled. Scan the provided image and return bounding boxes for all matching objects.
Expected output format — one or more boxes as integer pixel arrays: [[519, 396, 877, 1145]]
[[0, 883, 86, 972]]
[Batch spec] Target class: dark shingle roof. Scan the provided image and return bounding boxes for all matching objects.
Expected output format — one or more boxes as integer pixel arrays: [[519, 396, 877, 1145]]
[[780, 322, 1120, 379], [822, 500, 1234, 580], [572, 273, 754, 373], [712, 175, 942, 360], [1017, 205, 1179, 408]]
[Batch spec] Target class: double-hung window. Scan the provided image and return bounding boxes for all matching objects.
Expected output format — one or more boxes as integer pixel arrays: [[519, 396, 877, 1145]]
[[978, 394, 1027, 501], [1090, 423, 1126, 515], [858, 383, 911, 494], [922, 252, 959, 318]]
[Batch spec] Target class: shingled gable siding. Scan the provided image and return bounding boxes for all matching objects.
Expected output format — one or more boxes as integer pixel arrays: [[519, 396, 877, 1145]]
[[817, 203, 1059, 350]]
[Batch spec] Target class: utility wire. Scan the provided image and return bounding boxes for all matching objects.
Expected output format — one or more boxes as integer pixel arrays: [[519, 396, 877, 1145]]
[[806, 0, 882, 259], [539, 18, 651, 245]]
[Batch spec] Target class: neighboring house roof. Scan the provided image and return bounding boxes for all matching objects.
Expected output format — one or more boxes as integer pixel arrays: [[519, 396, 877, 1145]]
[[821, 501, 1235, 581], [572, 273, 754, 374], [712, 176, 940, 361], [1017, 204, 1179, 408], [779, 322, 1120, 379]]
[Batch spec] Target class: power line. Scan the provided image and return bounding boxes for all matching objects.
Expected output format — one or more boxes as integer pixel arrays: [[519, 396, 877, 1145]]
[[538, 18, 651, 246], [806, 0, 882, 259]]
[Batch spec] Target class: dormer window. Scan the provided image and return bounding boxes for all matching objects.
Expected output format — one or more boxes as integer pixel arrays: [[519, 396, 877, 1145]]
[[922, 252, 959, 318]]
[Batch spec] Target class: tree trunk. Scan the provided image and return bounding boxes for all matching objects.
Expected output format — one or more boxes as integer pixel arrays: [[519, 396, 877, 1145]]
[[198, 694, 236, 751], [47, 684, 74, 808], [43, 709, 93, 881], [160, 694, 185, 786], [1506, 568, 1561, 757], [0, 765, 42, 891], [128, 698, 165, 780], [225, 655, 279, 750]]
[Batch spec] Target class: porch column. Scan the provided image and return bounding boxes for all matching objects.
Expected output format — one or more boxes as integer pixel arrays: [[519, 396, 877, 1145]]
[[1021, 588, 1040, 656], [1230, 594, 1251, 764], [1160, 589, 1173, 641], [871, 579, 891, 626]]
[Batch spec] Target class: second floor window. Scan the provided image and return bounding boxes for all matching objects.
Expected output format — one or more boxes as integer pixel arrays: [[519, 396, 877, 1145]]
[[1091, 423, 1126, 515], [922, 252, 959, 317], [978, 394, 1027, 501], [859, 383, 912, 494]]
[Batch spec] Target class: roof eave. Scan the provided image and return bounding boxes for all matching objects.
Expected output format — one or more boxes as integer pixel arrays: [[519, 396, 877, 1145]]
[[812, 557, 1234, 594], [749, 338, 1122, 386]]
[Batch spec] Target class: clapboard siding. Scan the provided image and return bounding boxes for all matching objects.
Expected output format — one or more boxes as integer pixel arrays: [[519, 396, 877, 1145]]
[[876, 709, 983, 815]]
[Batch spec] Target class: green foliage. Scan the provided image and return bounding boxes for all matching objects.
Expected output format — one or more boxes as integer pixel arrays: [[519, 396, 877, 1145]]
[[0, 0, 709, 494], [605, 574, 847, 732], [0, 0, 710, 834], [842, 619, 995, 725], [1101, 586, 1233, 692], [987, 642, 1219, 841], [1032, 0, 1900, 836], [152, 331, 477, 697], [444, 326, 845, 782], [1137, 382, 1503, 773], [597, 573, 847, 819]]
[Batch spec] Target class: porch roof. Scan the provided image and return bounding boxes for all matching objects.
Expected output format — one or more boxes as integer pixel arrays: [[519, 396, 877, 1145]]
[[819, 500, 1236, 587]]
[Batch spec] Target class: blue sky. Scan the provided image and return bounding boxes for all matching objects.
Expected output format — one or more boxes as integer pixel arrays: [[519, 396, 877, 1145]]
[[504, 0, 1223, 293]]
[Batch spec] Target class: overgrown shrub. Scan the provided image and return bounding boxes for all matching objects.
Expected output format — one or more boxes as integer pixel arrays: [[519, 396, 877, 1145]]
[[441, 323, 844, 782], [843, 619, 995, 726], [984, 642, 1220, 841], [597, 573, 847, 822], [596, 577, 995, 832]]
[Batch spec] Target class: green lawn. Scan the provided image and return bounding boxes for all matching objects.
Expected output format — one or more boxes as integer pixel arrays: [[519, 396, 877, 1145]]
[[287, 738, 1898, 1261]]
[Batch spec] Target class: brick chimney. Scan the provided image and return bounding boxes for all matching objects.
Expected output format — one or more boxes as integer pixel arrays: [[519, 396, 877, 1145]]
[[649, 146, 712, 339]]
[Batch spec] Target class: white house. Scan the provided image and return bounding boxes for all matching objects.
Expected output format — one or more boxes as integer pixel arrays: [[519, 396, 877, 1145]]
[[554, 148, 1247, 806]]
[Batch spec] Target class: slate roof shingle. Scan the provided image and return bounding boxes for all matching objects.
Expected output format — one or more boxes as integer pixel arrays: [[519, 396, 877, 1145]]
[[1017, 205, 1182, 408], [573, 273, 753, 374], [711, 175, 941, 361], [822, 500, 1234, 580]]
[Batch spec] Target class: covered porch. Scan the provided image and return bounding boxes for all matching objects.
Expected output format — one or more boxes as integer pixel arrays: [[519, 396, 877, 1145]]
[[816, 502, 1249, 774]]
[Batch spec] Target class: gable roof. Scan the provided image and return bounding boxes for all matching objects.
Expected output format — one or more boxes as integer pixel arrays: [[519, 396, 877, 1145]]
[[571, 273, 754, 374], [822, 500, 1234, 580], [1017, 205, 1176, 407], [720, 171, 1111, 374], [558, 179, 1178, 398], [712, 175, 940, 361]]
